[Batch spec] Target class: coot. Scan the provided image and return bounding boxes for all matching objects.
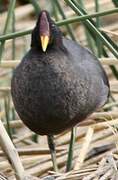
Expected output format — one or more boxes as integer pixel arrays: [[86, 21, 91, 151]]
[[11, 10, 109, 171]]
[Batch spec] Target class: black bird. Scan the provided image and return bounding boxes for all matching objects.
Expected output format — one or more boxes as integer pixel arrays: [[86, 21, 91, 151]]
[[11, 10, 109, 171]]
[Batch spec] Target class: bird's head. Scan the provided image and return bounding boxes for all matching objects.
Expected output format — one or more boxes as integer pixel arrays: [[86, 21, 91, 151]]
[[31, 10, 63, 52]]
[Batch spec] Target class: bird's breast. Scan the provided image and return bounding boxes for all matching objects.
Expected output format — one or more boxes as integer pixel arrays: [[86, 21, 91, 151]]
[[11, 50, 106, 135]]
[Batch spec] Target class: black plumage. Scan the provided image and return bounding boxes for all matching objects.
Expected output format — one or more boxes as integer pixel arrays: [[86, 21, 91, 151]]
[[11, 11, 109, 136]]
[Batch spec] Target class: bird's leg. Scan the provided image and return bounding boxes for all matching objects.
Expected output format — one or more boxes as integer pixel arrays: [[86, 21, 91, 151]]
[[47, 135, 58, 172]]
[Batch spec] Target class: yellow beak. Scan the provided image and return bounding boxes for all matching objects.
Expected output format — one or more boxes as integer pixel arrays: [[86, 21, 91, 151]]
[[40, 35, 49, 52]]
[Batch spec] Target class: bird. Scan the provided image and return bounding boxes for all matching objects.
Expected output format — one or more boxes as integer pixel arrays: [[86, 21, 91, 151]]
[[11, 10, 109, 171]]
